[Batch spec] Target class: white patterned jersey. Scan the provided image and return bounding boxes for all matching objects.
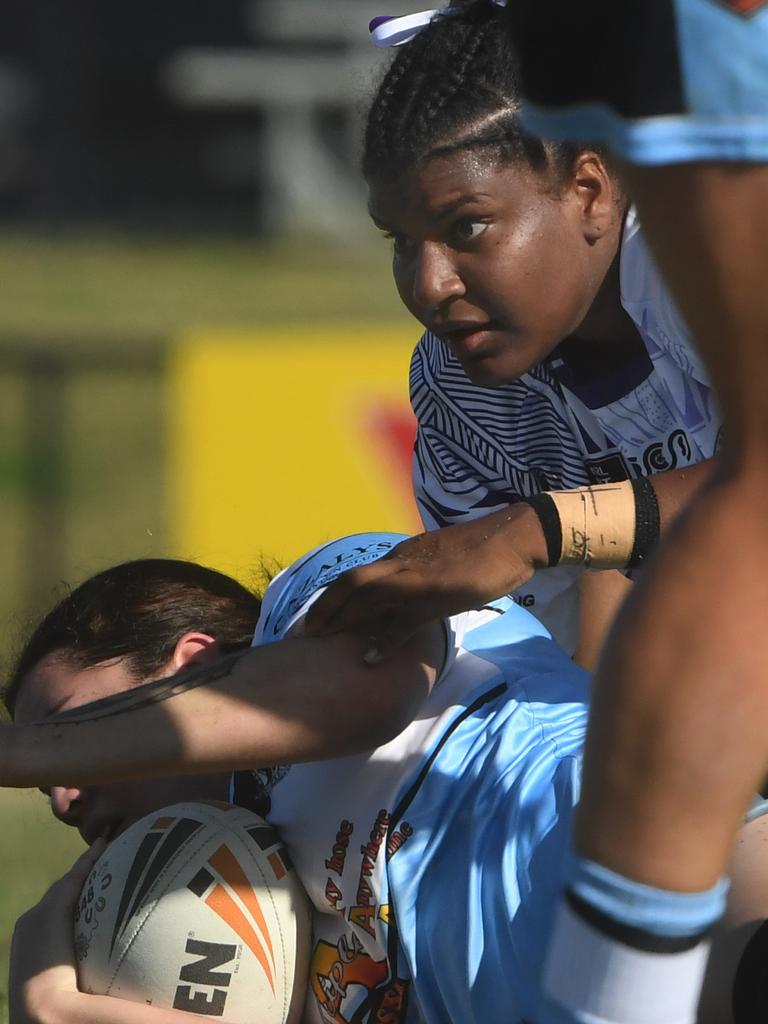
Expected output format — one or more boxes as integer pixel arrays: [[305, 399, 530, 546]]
[[411, 209, 722, 652]]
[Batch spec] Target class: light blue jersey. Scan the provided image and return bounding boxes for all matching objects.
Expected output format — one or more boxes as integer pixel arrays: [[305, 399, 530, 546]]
[[389, 619, 587, 1023], [508, 0, 768, 165], [239, 533, 589, 1023]]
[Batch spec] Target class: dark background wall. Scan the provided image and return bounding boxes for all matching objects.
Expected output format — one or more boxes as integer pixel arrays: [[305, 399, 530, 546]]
[[0, 1, 263, 229]]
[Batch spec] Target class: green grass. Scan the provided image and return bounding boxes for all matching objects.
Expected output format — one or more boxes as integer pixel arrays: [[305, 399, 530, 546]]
[[0, 229, 413, 1021], [0, 790, 86, 1022], [0, 230, 411, 343]]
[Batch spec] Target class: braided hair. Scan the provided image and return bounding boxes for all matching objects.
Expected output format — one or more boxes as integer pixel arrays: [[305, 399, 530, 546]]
[[363, 0, 579, 185]]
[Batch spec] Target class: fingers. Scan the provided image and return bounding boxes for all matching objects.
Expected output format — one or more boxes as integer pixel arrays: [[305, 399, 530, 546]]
[[362, 614, 425, 665], [8, 846, 107, 1024], [306, 534, 433, 636], [306, 562, 399, 636], [304, 573, 356, 635], [70, 837, 106, 883], [13, 842, 105, 962], [43, 838, 106, 907]]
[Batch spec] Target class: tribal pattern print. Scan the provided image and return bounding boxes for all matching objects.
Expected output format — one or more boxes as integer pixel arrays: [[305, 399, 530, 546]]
[[411, 330, 719, 531]]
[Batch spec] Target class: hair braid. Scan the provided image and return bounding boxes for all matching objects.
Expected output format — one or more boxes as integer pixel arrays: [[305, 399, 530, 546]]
[[362, 0, 576, 183], [410, 17, 491, 138], [365, 38, 423, 173]]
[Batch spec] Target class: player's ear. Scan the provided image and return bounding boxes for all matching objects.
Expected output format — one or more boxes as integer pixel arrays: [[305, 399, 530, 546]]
[[169, 632, 220, 673], [570, 150, 621, 243]]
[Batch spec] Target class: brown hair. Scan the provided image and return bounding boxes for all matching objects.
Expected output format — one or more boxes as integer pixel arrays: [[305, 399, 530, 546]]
[[5, 558, 262, 716]]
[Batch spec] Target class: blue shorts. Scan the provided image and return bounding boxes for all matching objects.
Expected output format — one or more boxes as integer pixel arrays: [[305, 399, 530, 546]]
[[506, 0, 768, 164]]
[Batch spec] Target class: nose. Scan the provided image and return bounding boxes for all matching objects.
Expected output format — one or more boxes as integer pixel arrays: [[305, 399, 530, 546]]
[[411, 241, 465, 313], [50, 785, 89, 828]]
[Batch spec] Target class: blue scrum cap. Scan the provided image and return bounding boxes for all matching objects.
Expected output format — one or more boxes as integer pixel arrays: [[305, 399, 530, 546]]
[[254, 532, 408, 645]]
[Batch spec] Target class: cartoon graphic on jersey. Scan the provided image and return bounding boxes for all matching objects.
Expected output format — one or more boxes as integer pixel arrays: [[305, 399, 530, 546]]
[[310, 811, 415, 1022], [311, 933, 388, 1023], [350, 809, 389, 938], [310, 933, 408, 1024]]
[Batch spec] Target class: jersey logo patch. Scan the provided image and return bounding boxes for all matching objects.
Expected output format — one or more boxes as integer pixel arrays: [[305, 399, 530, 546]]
[[711, 0, 768, 15]]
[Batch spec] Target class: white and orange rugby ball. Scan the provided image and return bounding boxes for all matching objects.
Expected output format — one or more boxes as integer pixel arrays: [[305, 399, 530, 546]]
[[74, 802, 310, 1024]]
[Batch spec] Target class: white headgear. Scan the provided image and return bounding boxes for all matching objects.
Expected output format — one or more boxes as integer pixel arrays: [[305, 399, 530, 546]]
[[370, 2, 508, 48]]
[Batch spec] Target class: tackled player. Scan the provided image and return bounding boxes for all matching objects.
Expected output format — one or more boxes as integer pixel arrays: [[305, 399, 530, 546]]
[[5, 535, 768, 1024]]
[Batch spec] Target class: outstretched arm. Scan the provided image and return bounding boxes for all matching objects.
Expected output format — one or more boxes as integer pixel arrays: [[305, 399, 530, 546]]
[[306, 459, 716, 661], [1, 624, 444, 790]]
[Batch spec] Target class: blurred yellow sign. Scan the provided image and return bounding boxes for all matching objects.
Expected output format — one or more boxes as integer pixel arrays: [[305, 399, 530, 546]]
[[169, 325, 420, 583]]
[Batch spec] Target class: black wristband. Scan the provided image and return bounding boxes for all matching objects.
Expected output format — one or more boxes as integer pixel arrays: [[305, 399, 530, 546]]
[[521, 493, 562, 568], [628, 477, 661, 569]]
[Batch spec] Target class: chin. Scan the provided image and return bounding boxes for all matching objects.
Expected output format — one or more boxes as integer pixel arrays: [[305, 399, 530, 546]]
[[461, 358, 530, 389], [455, 328, 553, 387]]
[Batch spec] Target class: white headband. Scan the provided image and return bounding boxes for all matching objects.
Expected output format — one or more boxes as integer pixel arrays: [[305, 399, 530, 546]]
[[370, 2, 508, 49]]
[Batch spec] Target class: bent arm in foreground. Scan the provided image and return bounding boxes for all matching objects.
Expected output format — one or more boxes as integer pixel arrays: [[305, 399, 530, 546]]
[[0, 624, 443, 790]]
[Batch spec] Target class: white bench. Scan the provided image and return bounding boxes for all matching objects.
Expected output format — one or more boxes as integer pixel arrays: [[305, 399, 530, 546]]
[[163, 0, 415, 237]]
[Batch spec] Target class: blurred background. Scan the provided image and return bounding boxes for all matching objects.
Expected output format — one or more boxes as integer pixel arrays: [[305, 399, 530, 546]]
[[0, 2, 422, 1012]]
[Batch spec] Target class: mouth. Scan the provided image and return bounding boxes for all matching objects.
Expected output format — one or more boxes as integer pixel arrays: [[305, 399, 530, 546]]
[[434, 322, 498, 361]]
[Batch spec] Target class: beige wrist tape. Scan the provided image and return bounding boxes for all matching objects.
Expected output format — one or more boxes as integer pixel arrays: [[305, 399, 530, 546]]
[[548, 481, 637, 568], [523, 478, 661, 569]]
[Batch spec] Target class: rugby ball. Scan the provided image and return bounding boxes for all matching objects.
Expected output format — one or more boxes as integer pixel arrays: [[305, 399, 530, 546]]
[[73, 802, 310, 1024]]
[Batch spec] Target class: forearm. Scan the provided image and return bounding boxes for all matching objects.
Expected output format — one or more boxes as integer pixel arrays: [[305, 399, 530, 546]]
[[523, 455, 716, 571], [18, 989, 217, 1024], [305, 460, 718, 651], [467, 458, 715, 575], [467, 457, 715, 578], [0, 628, 441, 789], [646, 456, 716, 528]]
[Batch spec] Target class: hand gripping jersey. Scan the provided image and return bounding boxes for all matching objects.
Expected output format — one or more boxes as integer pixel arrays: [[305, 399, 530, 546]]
[[411, 210, 722, 652], [237, 533, 590, 1024]]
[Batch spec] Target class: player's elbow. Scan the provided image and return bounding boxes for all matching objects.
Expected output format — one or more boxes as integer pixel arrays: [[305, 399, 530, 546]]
[[325, 670, 426, 751], [363, 680, 425, 746], [300, 624, 442, 754]]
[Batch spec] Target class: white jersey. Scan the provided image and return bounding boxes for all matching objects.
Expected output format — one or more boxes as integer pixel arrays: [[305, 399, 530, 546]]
[[411, 209, 722, 652], [234, 533, 590, 1023], [253, 604, 505, 1023]]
